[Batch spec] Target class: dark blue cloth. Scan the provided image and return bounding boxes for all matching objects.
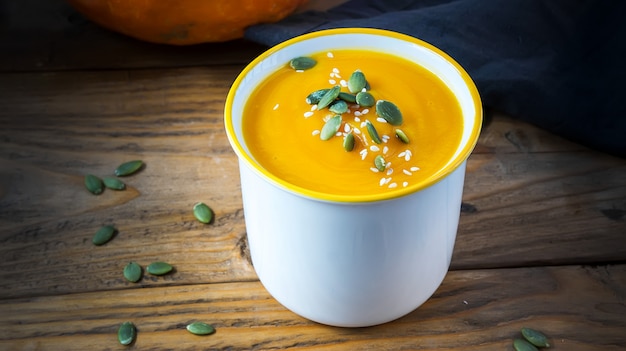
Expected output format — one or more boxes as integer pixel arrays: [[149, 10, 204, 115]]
[[245, 0, 626, 157]]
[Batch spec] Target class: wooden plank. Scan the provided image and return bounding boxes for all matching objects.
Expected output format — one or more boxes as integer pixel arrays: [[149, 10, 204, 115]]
[[0, 265, 624, 350], [1, 67, 625, 299]]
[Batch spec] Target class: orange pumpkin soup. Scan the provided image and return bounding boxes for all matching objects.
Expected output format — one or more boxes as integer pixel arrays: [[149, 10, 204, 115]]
[[242, 49, 463, 196]]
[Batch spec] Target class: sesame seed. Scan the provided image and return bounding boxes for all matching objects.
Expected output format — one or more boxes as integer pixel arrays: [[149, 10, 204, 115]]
[[403, 182, 409, 187], [360, 121, 367, 128], [361, 87, 367, 92], [376, 117, 387, 123], [382, 135, 390, 143], [370, 167, 379, 173], [353, 127, 361, 134], [344, 124, 351, 132], [386, 162, 391, 168], [384, 177, 392, 185], [386, 168, 393, 175], [354, 111, 362, 117], [360, 149, 368, 160], [336, 132, 342, 137], [330, 73, 336, 78], [398, 151, 406, 158], [296, 69, 304, 73], [312, 130, 320, 136], [340, 79, 347, 87], [332, 68, 339, 73], [329, 79, 336, 85], [404, 150, 412, 161], [362, 109, 369, 115], [383, 146, 389, 154], [273, 104, 279, 110], [403, 169, 413, 176], [327, 52, 334, 58], [379, 177, 386, 186], [311, 105, 318, 111], [304, 111, 314, 118], [410, 166, 420, 172], [370, 145, 380, 152], [354, 117, 361, 122], [388, 183, 398, 189]]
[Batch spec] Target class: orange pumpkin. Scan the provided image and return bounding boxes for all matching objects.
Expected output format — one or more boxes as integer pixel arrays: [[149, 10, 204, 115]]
[[66, 0, 309, 45]]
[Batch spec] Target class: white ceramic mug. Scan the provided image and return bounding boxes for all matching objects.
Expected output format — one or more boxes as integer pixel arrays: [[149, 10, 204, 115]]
[[224, 28, 482, 327]]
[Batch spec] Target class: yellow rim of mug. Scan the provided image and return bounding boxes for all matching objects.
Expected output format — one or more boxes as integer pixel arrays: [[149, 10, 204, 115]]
[[224, 27, 482, 203]]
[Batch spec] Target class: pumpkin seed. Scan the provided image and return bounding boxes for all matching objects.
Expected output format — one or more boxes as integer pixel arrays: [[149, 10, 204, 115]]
[[338, 92, 357, 104], [118, 321, 136, 346], [102, 176, 126, 190], [193, 202, 214, 224], [347, 70, 367, 93], [320, 115, 342, 141], [186, 322, 216, 336], [329, 100, 349, 114], [306, 89, 329, 104], [343, 132, 355, 151], [123, 262, 142, 283], [317, 85, 340, 110], [355, 91, 375, 107], [513, 338, 539, 351], [395, 129, 410, 143], [92, 225, 116, 246], [146, 261, 173, 276], [114, 160, 143, 177], [521, 327, 550, 348], [376, 100, 403, 125], [84, 174, 104, 195], [289, 56, 317, 70], [365, 120, 382, 144], [374, 155, 386, 172]]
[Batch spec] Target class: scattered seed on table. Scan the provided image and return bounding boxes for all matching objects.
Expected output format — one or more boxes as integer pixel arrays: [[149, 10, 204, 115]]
[[92, 225, 116, 246], [193, 202, 214, 224], [123, 262, 142, 283], [513, 338, 539, 351], [521, 327, 550, 348], [146, 261, 173, 276], [84, 174, 104, 195], [186, 322, 216, 336], [114, 160, 143, 177], [117, 321, 136, 346], [102, 176, 126, 190]]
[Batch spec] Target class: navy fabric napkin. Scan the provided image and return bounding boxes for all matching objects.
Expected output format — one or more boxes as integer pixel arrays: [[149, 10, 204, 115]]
[[245, 0, 626, 157]]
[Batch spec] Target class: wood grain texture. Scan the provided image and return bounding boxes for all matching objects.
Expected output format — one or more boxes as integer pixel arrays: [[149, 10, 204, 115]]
[[1, 67, 625, 300], [0, 265, 624, 350]]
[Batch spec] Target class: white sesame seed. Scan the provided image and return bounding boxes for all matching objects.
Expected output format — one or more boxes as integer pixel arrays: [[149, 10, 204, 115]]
[[332, 68, 339, 73], [410, 166, 420, 172], [354, 111, 362, 117], [403, 182, 409, 187], [354, 117, 361, 122], [336, 132, 342, 137], [361, 87, 367, 92], [384, 177, 392, 185], [398, 151, 406, 158], [353, 127, 361, 134], [344, 124, 351, 132], [403, 169, 413, 176], [383, 146, 389, 154], [362, 109, 369, 115], [376, 117, 387, 123], [360, 121, 367, 128], [304, 111, 314, 118], [388, 182, 398, 189], [296, 69, 304, 73], [386, 162, 391, 168], [340, 79, 347, 87], [371, 167, 380, 173], [379, 177, 386, 186], [312, 130, 320, 136], [311, 105, 318, 111], [382, 135, 390, 143], [386, 168, 393, 175], [360, 150, 368, 160], [404, 150, 412, 161], [370, 145, 380, 152], [327, 52, 334, 58], [330, 73, 336, 78], [273, 104, 279, 110], [329, 79, 336, 85]]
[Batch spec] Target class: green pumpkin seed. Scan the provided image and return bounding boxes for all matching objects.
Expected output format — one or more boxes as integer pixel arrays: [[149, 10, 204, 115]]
[[521, 327, 550, 348], [118, 321, 136, 346], [317, 85, 340, 110], [320, 115, 342, 141], [356, 91, 375, 107], [343, 132, 355, 152], [123, 262, 142, 283], [347, 70, 367, 93], [374, 155, 386, 172], [376, 100, 403, 125], [84, 174, 104, 195], [102, 177, 126, 190], [365, 120, 382, 144], [306, 89, 329, 104], [329, 100, 349, 114], [146, 261, 173, 276], [193, 202, 214, 224], [338, 92, 357, 104], [186, 322, 216, 336], [513, 338, 539, 351], [395, 129, 410, 144], [289, 56, 317, 70], [114, 160, 143, 177], [92, 225, 116, 246]]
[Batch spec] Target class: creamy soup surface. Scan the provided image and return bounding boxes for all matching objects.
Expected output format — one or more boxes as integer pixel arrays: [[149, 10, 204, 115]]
[[242, 49, 463, 196]]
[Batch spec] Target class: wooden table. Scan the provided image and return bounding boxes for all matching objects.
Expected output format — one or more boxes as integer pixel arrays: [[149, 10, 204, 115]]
[[1, 1, 625, 350]]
